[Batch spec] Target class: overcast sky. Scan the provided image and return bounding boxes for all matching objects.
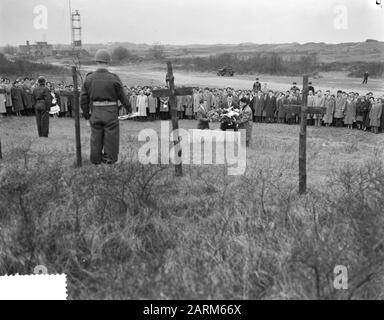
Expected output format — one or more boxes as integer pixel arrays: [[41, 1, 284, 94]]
[[0, 0, 383, 46]]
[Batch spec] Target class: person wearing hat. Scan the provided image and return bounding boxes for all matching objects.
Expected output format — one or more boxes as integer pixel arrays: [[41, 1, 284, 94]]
[[237, 97, 253, 147], [32, 76, 52, 137], [80, 49, 132, 165], [308, 82, 315, 95], [253, 78, 261, 92]]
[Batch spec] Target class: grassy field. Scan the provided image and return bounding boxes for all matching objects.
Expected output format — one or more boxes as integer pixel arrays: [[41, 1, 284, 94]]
[[1, 117, 384, 299], [1, 117, 384, 186]]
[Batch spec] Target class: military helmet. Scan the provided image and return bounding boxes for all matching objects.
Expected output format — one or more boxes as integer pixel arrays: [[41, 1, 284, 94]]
[[94, 49, 111, 64], [38, 76, 46, 84]]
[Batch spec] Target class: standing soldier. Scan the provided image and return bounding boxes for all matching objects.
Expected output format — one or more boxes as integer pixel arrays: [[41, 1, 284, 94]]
[[32, 76, 52, 137], [80, 49, 132, 165], [253, 78, 261, 92]]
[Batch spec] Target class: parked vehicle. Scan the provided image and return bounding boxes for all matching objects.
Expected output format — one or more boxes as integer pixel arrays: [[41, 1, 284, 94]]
[[217, 66, 235, 76]]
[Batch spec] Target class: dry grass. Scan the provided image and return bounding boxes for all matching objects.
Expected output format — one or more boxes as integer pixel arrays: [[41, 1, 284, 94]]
[[1, 116, 384, 299]]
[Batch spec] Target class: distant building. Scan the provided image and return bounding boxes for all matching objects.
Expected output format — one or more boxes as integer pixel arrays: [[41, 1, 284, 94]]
[[52, 49, 90, 58], [19, 41, 53, 57]]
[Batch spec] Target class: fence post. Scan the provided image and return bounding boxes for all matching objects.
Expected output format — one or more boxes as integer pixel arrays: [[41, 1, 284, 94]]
[[72, 66, 82, 167], [299, 75, 309, 194]]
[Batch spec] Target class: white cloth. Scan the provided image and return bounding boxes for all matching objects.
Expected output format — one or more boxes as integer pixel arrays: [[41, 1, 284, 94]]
[[119, 112, 139, 120], [49, 106, 60, 115]]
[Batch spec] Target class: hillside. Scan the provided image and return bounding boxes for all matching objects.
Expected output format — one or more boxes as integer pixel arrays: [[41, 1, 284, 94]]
[[80, 40, 384, 63]]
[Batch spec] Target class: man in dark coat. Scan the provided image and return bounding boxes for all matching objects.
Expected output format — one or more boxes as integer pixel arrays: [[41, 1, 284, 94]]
[[220, 94, 238, 110], [380, 97, 384, 133], [363, 71, 369, 84], [264, 91, 277, 123], [11, 81, 24, 116], [220, 94, 238, 131], [22, 78, 34, 116], [253, 90, 264, 123], [308, 82, 315, 95], [196, 98, 210, 130], [80, 49, 132, 165], [362, 93, 371, 131], [32, 76, 52, 137]]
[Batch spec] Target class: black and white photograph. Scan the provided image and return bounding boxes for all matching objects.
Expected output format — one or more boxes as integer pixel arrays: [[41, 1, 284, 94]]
[[0, 0, 384, 303]]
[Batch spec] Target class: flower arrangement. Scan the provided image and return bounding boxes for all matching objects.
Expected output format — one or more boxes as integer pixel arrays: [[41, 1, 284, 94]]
[[221, 107, 240, 124], [207, 107, 240, 125], [206, 109, 221, 122]]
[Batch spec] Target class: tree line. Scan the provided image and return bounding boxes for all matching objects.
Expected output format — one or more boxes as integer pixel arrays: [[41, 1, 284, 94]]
[[0, 53, 67, 77], [173, 52, 384, 78]]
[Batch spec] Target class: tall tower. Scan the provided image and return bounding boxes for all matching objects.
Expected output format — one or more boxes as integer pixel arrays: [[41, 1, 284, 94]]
[[71, 10, 82, 50]]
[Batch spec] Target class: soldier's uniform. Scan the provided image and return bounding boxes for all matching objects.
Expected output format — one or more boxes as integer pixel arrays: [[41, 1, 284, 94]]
[[32, 77, 52, 137], [80, 50, 131, 164]]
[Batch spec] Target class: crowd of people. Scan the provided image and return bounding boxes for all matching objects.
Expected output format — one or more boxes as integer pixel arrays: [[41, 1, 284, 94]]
[[0, 77, 77, 118], [120, 79, 384, 134], [1, 76, 383, 134]]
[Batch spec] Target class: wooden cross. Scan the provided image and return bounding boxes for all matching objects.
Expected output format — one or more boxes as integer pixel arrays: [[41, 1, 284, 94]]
[[152, 61, 193, 176], [299, 75, 309, 195], [281, 76, 326, 194]]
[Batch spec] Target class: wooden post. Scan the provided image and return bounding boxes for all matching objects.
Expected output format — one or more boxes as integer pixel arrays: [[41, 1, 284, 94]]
[[72, 66, 82, 167], [299, 75, 309, 194], [152, 62, 193, 177], [166, 61, 183, 176]]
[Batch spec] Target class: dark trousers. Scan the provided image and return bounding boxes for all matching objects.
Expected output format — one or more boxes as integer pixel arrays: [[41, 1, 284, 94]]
[[35, 109, 49, 137], [363, 78, 368, 84], [334, 118, 344, 127], [160, 112, 169, 120], [90, 106, 119, 164]]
